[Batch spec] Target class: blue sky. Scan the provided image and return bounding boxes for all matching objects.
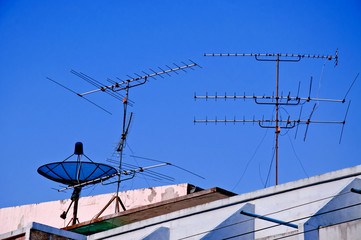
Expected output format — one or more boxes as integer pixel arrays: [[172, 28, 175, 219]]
[[0, 1, 360, 208]]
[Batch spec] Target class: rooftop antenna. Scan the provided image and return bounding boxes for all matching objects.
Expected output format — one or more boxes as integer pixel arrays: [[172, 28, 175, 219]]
[[37, 142, 118, 226], [195, 51, 355, 186], [71, 60, 200, 214]]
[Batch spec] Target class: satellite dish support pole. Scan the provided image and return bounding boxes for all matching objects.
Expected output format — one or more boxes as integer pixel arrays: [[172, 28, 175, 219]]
[[71, 187, 81, 225], [63, 186, 81, 226]]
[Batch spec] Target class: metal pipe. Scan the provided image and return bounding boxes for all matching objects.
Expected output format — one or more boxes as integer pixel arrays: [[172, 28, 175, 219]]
[[275, 55, 280, 185], [114, 81, 130, 213], [240, 210, 298, 229], [351, 188, 361, 194], [71, 187, 81, 225]]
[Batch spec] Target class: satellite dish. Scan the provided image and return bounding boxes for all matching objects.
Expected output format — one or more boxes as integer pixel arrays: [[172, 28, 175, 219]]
[[38, 161, 117, 185], [38, 142, 117, 185], [37, 142, 117, 225]]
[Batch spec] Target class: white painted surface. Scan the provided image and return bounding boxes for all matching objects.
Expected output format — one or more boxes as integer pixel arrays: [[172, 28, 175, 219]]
[[89, 165, 361, 240], [0, 183, 189, 235], [3, 164, 361, 240], [319, 219, 361, 240]]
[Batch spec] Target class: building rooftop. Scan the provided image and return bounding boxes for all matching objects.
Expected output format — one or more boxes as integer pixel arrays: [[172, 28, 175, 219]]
[[64, 187, 236, 235], [2, 164, 361, 239]]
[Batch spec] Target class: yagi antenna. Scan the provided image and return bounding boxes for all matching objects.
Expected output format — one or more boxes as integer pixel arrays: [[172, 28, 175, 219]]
[[47, 77, 112, 115], [194, 51, 351, 186], [129, 155, 205, 180], [70, 70, 134, 106], [203, 51, 338, 66], [47, 60, 200, 214], [78, 61, 199, 96], [106, 159, 176, 182], [72, 60, 198, 214], [49, 61, 198, 114]]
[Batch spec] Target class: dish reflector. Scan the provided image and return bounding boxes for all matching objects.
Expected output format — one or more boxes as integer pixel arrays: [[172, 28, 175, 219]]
[[38, 161, 117, 186]]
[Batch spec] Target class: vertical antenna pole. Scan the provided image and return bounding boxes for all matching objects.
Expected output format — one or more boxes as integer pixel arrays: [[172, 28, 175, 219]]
[[199, 52, 339, 187], [115, 80, 130, 213], [275, 54, 279, 186]]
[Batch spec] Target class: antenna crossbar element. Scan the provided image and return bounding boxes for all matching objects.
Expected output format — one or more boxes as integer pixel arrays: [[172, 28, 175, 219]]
[[204, 53, 335, 58], [197, 50, 342, 186], [79, 62, 198, 96], [195, 94, 345, 103], [204, 52, 338, 65], [194, 118, 345, 125]]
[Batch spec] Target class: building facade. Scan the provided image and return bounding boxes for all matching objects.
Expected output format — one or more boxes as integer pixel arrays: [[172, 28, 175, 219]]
[[2, 165, 361, 240]]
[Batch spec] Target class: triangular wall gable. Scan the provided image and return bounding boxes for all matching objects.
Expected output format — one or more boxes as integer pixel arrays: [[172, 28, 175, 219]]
[[201, 203, 255, 240], [304, 178, 361, 240]]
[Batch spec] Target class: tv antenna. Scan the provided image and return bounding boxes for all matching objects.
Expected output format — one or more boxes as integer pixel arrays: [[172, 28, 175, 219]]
[[57, 60, 201, 214], [194, 51, 356, 186]]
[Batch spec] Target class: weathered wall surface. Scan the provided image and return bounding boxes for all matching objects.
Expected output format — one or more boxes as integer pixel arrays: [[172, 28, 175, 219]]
[[0, 183, 189, 235], [319, 219, 361, 240]]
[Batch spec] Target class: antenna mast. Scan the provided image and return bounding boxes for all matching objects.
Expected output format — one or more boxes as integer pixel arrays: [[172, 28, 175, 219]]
[[76, 61, 199, 213], [195, 51, 352, 186]]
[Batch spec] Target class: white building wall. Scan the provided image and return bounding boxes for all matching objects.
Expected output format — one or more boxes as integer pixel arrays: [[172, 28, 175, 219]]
[[252, 178, 352, 239], [88, 165, 361, 240], [89, 202, 255, 240], [0, 183, 189, 235], [319, 219, 361, 240]]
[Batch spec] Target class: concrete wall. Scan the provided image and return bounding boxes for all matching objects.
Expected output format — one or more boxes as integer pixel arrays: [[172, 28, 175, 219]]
[[3, 165, 361, 240], [319, 219, 361, 240], [88, 203, 255, 240], [303, 178, 361, 240], [87, 165, 361, 240], [0, 183, 189, 235], [0, 222, 86, 240]]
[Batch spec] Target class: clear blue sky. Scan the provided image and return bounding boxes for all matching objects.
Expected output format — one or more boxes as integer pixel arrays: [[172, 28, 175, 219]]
[[0, 1, 360, 208]]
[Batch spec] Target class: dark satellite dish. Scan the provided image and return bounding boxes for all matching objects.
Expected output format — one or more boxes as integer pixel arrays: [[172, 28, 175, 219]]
[[37, 142, 117, 225], [38, 142, 117, 185], [38, 161, 117, 185]]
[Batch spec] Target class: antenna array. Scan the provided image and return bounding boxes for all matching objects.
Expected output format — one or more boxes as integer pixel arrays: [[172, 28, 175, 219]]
[[49, 60, 200, 214], [194, 51, 355, 186]]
